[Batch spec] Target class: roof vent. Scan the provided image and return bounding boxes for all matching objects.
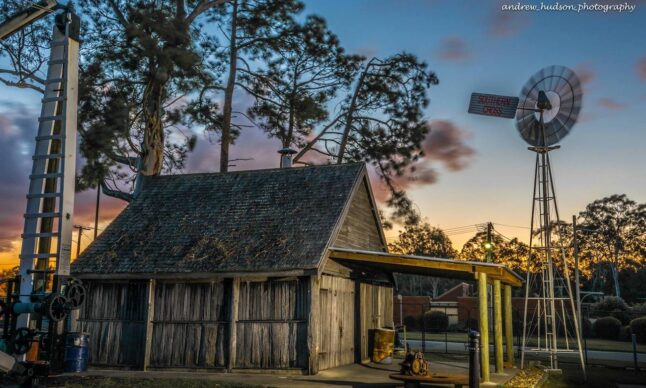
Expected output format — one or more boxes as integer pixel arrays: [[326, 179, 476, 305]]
[[278, 147, 297, 168]]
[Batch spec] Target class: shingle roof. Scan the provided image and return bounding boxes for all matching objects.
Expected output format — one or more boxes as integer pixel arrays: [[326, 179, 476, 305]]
[[72, 163, 366, 275]]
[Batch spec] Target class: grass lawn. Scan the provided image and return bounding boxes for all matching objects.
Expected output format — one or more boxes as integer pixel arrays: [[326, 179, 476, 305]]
[[404, 331, 646, 352]]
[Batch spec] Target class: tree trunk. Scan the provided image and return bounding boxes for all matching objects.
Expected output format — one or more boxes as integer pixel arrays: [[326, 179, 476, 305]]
[[141, 79, 165, 176], [220, 0, 238, 173], [337, 61, 370, 163]]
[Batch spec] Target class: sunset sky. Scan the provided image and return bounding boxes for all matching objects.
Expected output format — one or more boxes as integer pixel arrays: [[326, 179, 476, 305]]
[[1, 1, 646, 269]]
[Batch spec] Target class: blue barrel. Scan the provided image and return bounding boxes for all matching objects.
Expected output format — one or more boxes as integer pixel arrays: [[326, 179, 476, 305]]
[[63, 332, 90, 372]]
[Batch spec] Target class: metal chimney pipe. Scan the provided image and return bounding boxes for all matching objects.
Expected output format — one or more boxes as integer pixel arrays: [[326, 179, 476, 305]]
[[278, 147, 297, 168]]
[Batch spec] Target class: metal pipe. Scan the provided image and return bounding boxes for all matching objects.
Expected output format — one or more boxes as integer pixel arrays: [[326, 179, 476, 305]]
[[469, 330, 481, 388]]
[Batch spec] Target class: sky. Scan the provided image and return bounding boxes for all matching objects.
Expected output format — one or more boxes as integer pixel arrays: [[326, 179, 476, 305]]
[[1, 0, 646, 269]]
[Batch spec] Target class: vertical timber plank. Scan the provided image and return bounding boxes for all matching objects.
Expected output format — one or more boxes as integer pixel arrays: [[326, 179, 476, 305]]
[[308, 275, 320, 375], [143, 279, 156, 370], [228, 277, 240, 371]]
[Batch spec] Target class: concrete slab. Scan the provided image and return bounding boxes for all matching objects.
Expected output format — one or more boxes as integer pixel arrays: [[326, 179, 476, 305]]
[[54, 355, 520, 387]]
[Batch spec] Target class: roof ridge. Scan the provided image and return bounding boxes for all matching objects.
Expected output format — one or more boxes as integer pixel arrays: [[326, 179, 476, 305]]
[[151, 162, 365, 179]]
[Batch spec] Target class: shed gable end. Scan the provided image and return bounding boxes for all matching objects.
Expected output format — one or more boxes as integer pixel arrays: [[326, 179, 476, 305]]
[[333, 180, 385, 251]]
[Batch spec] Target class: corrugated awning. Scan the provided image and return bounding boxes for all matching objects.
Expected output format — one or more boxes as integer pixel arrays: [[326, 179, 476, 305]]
[[328, 247, 524, 287]]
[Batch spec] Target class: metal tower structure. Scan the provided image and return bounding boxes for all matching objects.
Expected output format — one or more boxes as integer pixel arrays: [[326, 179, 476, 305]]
[[516, 67, 586, 377]]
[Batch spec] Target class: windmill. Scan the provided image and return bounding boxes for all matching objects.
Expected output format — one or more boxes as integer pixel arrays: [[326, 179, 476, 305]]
[[515, 66, 585, 376], [468, 65, 586, 377]]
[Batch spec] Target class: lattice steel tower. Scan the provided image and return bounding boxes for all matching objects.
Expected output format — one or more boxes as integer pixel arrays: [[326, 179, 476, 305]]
[[516, 66, 586, 377]]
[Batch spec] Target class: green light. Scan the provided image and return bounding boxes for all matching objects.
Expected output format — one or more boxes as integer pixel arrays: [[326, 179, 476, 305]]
[[484, 242, 493, 250]]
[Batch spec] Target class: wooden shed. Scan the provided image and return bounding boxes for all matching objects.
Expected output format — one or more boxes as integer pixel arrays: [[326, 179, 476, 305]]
[[72, 163, 394, 374]]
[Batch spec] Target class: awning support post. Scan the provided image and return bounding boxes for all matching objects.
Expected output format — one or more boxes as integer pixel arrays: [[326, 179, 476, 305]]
[[478, 272, 490, 382], [494, 279, 504, 373], [504, 284, 514, 366]]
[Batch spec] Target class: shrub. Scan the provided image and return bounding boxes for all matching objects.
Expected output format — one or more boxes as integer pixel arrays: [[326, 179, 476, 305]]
[[447, 323, 464, 332], [422, 311, 449, 332], [591, 296, 631, 325], [619, 325, 632, 342], [594, 316, 622, 340], [403, 315, 419, 331], [630, 317, 646, 344], [581, 317, 594, 338], [631, 302, 646, 316]]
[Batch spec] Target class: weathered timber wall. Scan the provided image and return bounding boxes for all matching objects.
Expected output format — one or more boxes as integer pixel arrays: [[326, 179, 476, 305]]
[[334, 181, 384, 251], [79, 281, 148, 367], [150, 281, 228, 368], [235, 277, 308, 369], [358, 282, 394, 362], [318, 275, 355, 371]]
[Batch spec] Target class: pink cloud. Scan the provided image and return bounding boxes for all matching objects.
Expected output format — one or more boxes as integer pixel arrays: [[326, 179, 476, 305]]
[[574, 63, 596, 87], [423, 120, 475, 171], [489, 12, 527, 37], [437, 37, 471, 61], [598, 98, 624, 110], [369, 120, 475, 203], [637, 57, 646, 81]]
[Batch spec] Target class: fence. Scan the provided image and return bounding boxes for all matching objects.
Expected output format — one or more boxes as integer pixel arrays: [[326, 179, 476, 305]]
[[395, 301, 646, 369]]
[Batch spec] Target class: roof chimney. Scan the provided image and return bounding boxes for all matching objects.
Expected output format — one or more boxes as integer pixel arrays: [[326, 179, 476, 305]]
[[278, 147, 297, 168]]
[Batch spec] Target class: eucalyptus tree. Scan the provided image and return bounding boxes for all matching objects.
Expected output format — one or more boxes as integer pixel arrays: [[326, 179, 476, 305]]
[[576, 194, 646, 297]]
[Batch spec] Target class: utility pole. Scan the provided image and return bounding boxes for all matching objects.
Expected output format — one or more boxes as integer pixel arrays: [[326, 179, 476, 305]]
[[74, 225, 92, 258], [572, 216, 582, 340], [485, 222, 493, 263]]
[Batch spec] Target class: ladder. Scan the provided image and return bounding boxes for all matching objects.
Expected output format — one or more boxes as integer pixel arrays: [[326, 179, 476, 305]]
[[17, 11, 79, 328]]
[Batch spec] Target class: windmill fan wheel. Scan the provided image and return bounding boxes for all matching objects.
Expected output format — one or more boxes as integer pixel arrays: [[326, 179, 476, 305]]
[[515, 65, 583, 147]]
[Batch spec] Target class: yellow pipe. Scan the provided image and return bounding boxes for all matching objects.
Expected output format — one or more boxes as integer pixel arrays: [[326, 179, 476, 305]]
[[494, 279, 504, 373], [505, 285, 514, 366], [479, 272, 490, 382]]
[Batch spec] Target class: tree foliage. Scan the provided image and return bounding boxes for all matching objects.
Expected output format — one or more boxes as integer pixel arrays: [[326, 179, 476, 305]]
[[240, 15, 361, 148], [389, 221, 459, 297], [294, 53, 439, 225], [192, 0, 303, 171]]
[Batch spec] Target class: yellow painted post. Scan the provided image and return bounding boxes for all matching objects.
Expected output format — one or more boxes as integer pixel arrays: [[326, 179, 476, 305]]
[[505, 285, 514, 366], [494, 280, 504, 373], [479, 272, 490, 382]]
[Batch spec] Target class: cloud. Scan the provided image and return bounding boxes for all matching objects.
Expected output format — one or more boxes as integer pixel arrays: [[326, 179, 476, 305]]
[[423, 120, 476, 171], [598, 98, 625, 110], [637, 57, 646, 81], [437, 37, 471, 61], [489, 12, 527, 37], [0, 104, 39, 252], [369, 120, 475, 202], [574, 63, 596, 87]]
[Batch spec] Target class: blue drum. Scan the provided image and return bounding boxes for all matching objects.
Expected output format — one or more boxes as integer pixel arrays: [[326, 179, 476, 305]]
[[63, 332, 90, 372]]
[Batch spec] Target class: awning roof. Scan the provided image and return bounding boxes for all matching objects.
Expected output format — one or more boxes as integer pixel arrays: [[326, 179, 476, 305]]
[[328, 247, 524, 287]]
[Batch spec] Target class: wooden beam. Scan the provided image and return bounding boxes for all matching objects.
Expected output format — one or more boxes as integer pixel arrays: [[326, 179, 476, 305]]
[[479, 272, 490, 383], [142, 278, 156, 370], [307, 275, 321, 375], [227, 277, 240, 372], [328, 249, 523, 287], [504, 285, 514, 366], [493, 279, 504, 373]]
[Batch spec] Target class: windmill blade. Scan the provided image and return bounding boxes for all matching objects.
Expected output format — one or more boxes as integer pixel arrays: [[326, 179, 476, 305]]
[[515, 66, 583, 147]]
